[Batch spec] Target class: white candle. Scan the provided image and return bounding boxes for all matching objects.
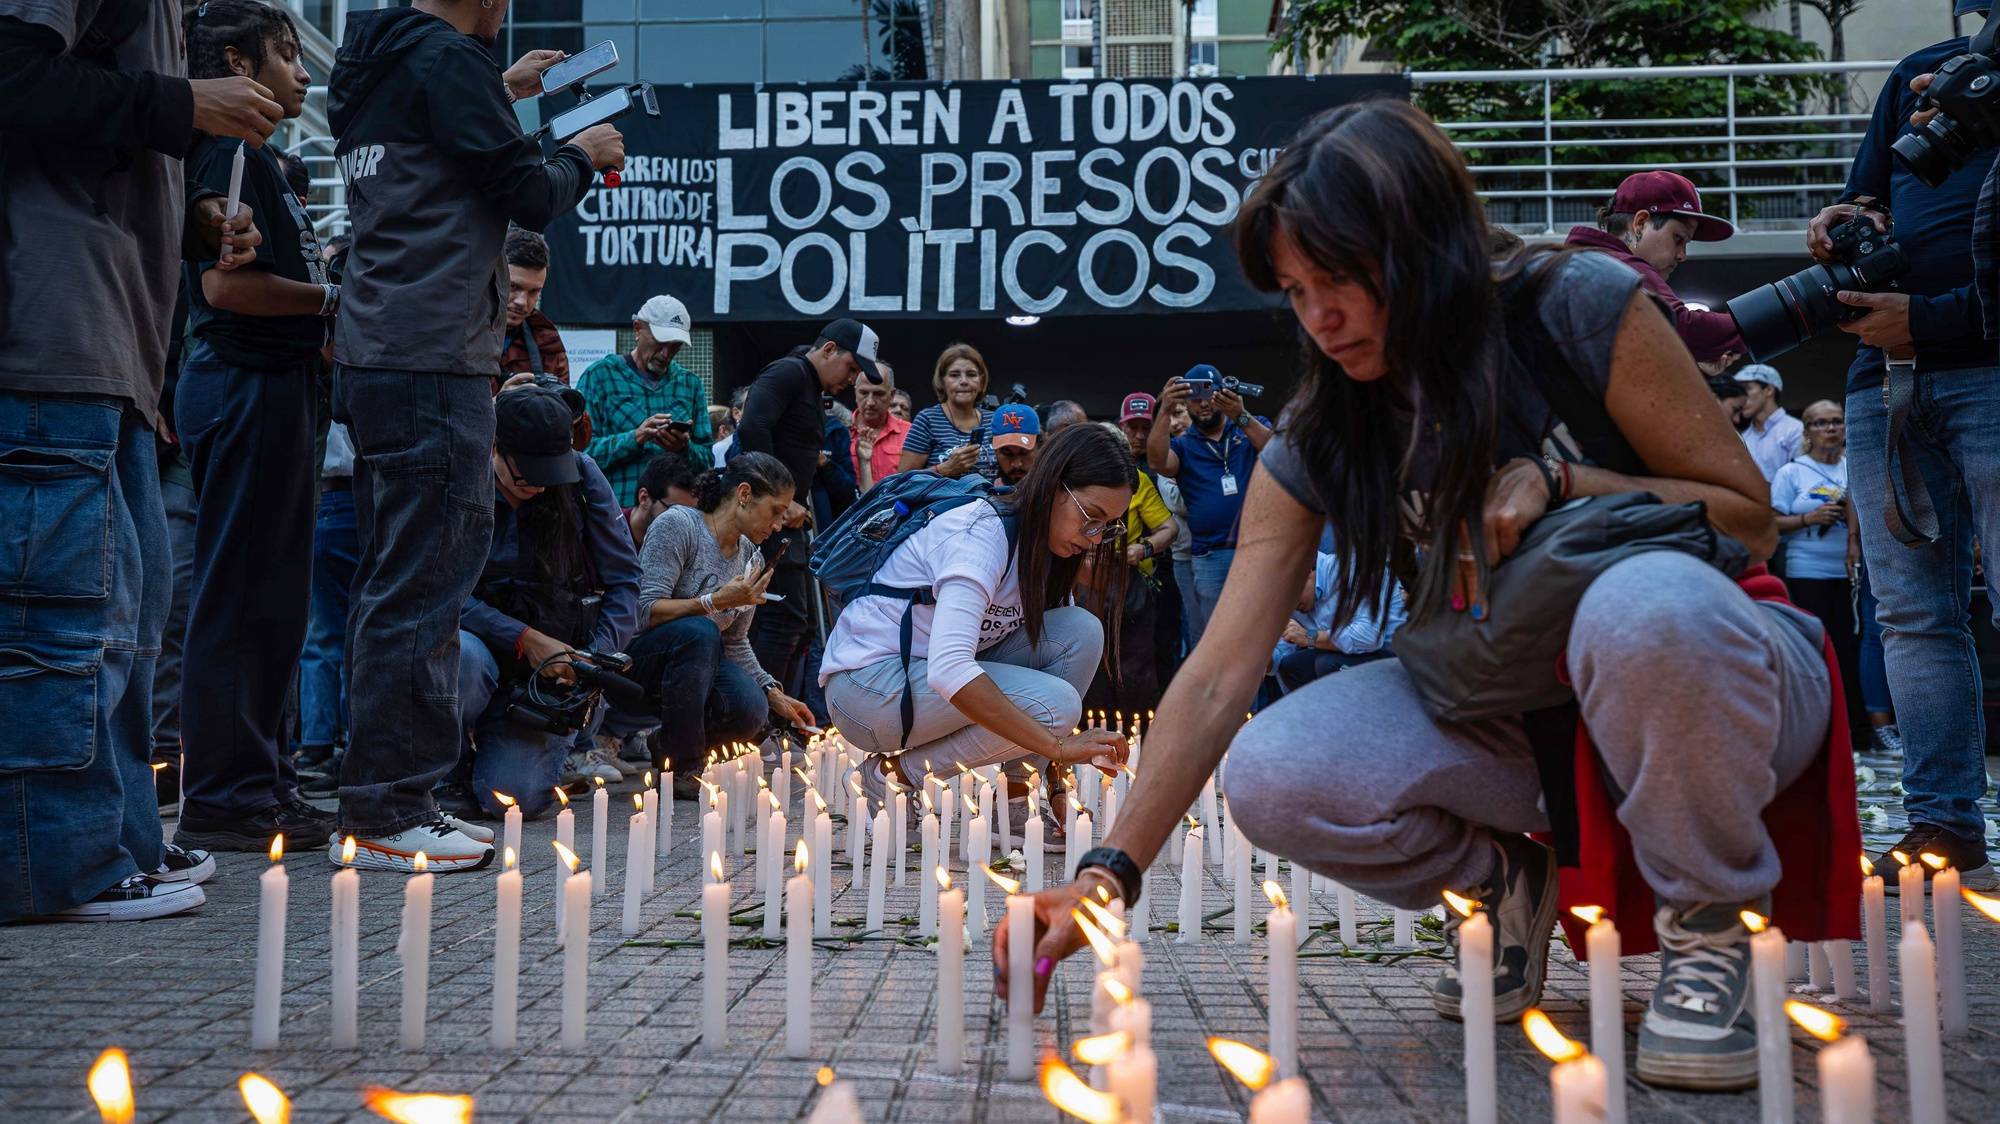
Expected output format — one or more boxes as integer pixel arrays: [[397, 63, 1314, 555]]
[[1200, 774, 1221, 863], [1100, 775, 1119, 836], [251, 837, 288, 1049], [496, 791, 522, 862], [701, 803, 723, 880], [1025, 799, 1045, 891], [938, 870, 965, 1073], [1452, 892, 1494, 1124], [1108, 1041, 1158, 1121], [919, 812, 939, 936], [1930, 861, 1964, 1036], [1075, 810, 1094, 851], [1129, 855, 1151, 942], [775, 752, 791, 813], [397, 853, 434, 1051], [657, 771, 672, 863], [1001, 873, 1034, 1079], [1232, 823, 1253, 945], [893, 789, 909, 888], [330, 839, 359, 1049], [224, 140, 246, 219], [1746, 913, 1791, 1124], [1290, 860, 1312, 946], [806, 1068, 864, 1124], [1178, 823, 1204, 944], [1818, 1034, 1876, 1124], [560, 854, 590, 1050], [718, 785, 734, 869], [1863, 864, 1890, 1012], [702, 851, 730, 1051], [1394, 908, 1416, 948], [938, 776, 955, 862], [623, 800, 648, 937], [1337, 881, 1359, 947], [1575, 907, 1625, 1124], [1266, 883, 1298, 1079], [763, 802, 786, 941], [1898, 854, 1924, 923], [786, 841, 812, 1058], [967, 812, 990, 934], [554, 793, 575, 942], [814, 805, 833, 937], [492, 847, 521, 1050], [590, 779, 609, 899], [866, 805, 891, 931], [849, 786, 867, 875], [1552, 1054, 1610, 1124], [1899, 921, 1945, 1124]]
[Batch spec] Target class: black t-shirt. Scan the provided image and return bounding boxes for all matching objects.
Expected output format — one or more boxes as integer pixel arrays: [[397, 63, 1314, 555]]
[[183, 136, 328, 368]]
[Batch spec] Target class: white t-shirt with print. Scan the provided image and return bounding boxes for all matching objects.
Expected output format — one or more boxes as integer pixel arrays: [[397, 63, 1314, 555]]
[[819, 500, 1021, 699]]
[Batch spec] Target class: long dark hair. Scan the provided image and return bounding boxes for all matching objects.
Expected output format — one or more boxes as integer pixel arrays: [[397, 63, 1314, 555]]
[[992, 424, 1136, 647], [693, 452, 794, 513], [1236, 98, 1515, 629]]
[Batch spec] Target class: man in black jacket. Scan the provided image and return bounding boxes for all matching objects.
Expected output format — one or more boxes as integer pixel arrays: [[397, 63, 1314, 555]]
[[328, 0, 623, 872], [736, 319, 879, 699]]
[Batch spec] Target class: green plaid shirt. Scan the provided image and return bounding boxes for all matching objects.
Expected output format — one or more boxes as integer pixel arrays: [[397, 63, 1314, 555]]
[[576, 352, 714, 505]]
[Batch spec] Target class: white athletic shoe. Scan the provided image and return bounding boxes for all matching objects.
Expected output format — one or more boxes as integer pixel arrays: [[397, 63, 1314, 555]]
[[440, 814, 495, 844], [329, 815, 494, 873]]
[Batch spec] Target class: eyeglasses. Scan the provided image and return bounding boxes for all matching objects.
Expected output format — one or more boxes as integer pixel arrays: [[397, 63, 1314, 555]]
[[1064, 484, 1126, 540], [1807, 419, 1846, 429]]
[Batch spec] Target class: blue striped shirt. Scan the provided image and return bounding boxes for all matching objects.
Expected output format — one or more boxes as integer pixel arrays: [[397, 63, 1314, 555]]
[[902, 404, 997, 482]]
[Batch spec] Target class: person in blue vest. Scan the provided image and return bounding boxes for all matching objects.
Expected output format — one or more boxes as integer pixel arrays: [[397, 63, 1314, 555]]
[[1144, 364, 1273, 645]]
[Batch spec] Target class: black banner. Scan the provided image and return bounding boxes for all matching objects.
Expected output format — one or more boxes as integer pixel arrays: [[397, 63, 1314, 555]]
[[541, 74, 1410, 325]]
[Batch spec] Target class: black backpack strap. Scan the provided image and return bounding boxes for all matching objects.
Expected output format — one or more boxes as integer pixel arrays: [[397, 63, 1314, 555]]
[[1521, 703, 1583, 867], [860, 582, 934, 748], [1881, 357, 1940, 546]]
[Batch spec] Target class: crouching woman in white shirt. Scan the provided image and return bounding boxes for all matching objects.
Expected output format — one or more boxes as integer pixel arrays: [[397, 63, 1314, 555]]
[[821, 424, 1135, 826]]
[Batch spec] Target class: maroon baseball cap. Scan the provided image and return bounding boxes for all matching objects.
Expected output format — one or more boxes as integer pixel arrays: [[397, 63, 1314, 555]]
[[1119, 393, 1156, 424], [1610, 170, 1735, 242]]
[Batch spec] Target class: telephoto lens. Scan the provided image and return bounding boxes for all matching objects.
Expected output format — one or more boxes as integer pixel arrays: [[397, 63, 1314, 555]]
[[1891, 48, 2000, 187], [1724, 216, 1909, 362]]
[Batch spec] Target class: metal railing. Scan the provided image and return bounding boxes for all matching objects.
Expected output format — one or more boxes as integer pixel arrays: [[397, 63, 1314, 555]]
[[1409, 60, 1899, 237]]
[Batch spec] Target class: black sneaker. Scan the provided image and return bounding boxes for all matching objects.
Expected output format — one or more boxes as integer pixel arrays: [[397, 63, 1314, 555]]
[[152, 756, 180, 818], [295, 743, 339, 799], [1433, 832, 1559, 1022], [1636, 901, 1759, 1091], [1865, 725, 1904, 757], [47, 874, 206, 922], [173, 799, 332, 852], [153, 843, 215, 885], [434, 781, 484, 822], [1873, 822, 1999, 894], [671, 772, 704, 801]]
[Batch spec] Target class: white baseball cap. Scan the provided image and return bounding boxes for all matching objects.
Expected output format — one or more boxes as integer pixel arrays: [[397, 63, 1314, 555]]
[[1734, 363, 1783, 392], [635, 294, 692, 346]]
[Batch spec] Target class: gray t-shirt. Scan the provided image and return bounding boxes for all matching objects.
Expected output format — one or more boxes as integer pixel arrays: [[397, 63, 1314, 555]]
[[636, 505, 778, 691], [0, 0, 185, 420], [1262, 251, 1643, 537]]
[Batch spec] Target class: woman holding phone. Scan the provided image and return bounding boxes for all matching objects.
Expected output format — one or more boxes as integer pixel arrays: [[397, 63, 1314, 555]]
[[900, 342, 997, 481]]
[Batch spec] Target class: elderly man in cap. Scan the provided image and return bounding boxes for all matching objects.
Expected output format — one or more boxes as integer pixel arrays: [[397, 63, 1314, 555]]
[[1733, 363, 1803, 481], [577, 294, 714, 506], [1565, 170, 1747, 370]]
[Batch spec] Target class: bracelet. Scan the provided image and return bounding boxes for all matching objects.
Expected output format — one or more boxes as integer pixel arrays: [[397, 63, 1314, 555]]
[[319, 284, 340, 317], [699, 593, 717, 615], [1528, 456, 1561, 504]]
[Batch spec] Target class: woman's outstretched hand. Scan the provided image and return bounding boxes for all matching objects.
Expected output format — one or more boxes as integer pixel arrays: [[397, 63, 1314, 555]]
[[990, 870, 1120, 1012], [1047, 728, 1129, 773]]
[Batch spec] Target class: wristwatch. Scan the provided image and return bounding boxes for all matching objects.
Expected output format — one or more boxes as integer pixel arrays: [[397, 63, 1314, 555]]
[[1076, 846, 1144, 908]]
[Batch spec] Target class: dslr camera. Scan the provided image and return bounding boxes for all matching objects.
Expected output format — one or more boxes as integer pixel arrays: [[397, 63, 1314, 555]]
[[1724, 214, 1909, 362], [980, 383, 1031, 412], [1892, 20, 2000, 187], [1183, 373, 1265, 401], [502, 647, 645, 735]]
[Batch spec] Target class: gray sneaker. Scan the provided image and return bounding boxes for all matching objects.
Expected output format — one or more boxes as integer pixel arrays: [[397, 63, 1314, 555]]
[[1635, 901, 1760, 1091], [592, 733, 642, 778], [1865, 724, 1904, 757], [1433, 832, 1559, 1022]]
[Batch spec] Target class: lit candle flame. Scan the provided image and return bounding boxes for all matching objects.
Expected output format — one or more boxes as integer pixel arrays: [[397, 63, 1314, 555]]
[[412, 851, 428, 875], [710, 851, 724, 883], [151, 761, 168, 773], [796, 840, 810, 874], [1570, 905, 1605, 926], [768, 791, 782, 814], [633, 793, 644, 811], [1263, 880, 1288, 910], [503, 846, 517, 872], [644, 771, 654, 787], [1102, 977, 1133, 1006], [935, 866, 952, 891], [493, 791, 515, 809], [1860, 853, 1875, 877], [1078, 896, 1126, 940], [813, 791, 828, 814], [962, 793, 978, 817], [1207, 1037, 1275, 1091], [1522, 1008, 1586, 1063], [1039, 1055, 1123, 1124], [341, 836, 357, 865], [1784, 1000, 1846, 1042], [87, 1047, 133, 1124], [1183, 813, 1199, 831], [1739, 910, 1768, 934], [1442, 889, 1480, 918], [1071, 909, 1119, 967], [268, 835, 284, 863], [593, 776, 605, 789], [238, 1074, 290, 1124], [1072, 1030, 1131, 1066], [816, 1066, 836, 1087], [360, 1087, 474, 1124], [552, 840, 580, 873], [981, 864, 1022, 895], [1921, 852, 1949, 871], [553, 787, 570, 808], [1891, 849, 1910, 868], [1963, 888, 2000, 922]]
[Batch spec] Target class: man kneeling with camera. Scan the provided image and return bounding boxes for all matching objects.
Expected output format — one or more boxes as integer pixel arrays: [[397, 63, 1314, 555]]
[[449, 385, 643, 824]]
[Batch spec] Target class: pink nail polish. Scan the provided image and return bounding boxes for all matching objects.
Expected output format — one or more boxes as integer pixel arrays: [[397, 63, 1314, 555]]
[[1035, 956, 1053, 977], [1451, 593, 1466, 612]]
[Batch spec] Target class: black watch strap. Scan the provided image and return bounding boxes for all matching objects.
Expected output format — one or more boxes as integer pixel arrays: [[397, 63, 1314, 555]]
[[1076, 846, 1143, 907]]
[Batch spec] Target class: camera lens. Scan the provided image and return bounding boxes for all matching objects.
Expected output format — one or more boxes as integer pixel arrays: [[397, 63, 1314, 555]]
[[1726, 262, 1859, 363], [1892, 116, 1973, 188]]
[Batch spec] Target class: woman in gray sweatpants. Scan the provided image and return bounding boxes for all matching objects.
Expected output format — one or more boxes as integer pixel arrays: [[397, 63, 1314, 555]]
[[999, 100, 1837, 1098]]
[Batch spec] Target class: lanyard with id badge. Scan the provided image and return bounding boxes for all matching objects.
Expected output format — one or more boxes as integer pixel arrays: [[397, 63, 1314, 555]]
[[1206, 433, 1240, 496]]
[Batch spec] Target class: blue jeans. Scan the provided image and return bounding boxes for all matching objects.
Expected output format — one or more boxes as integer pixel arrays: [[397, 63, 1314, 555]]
[[1855, 561, 1893, 717], [0, 394, 169, 920], [1847, 363, 2000, 837], [151, 471, 195, 759], [455, 632, 568, 820], [176, 345, 315, 818], [1188, 547, 1235, 647], [301, 485, 358, 748], [333, 369, 495, 836], [1173, 557, 1198, 655], [628, 616, 767, 774]]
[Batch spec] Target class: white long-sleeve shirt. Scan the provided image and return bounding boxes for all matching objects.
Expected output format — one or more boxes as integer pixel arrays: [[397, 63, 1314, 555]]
[[819, 500, 1022, 699]]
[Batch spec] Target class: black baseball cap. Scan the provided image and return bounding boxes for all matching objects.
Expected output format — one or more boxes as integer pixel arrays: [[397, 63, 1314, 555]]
[[494, 386, 582, 487], [818, 318, 883, 383]]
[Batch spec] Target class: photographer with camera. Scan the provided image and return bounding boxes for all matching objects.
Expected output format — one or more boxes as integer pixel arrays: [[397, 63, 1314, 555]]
[[578, 294, 713, 507], [631, 453, 812, 794], [1808, 0, 2000, 889], [1146, 363, 1272, 646], [1564, 171, 1746, 370], [901, 343, 998, 482], [445, 386, 641, 828]]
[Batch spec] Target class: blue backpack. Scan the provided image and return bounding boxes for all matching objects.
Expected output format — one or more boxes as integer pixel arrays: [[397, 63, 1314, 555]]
[[810, 471, 1019, 746]]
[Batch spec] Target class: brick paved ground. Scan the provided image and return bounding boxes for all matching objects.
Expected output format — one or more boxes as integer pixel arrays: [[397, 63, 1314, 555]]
[[1, 741, 1996, 1122]]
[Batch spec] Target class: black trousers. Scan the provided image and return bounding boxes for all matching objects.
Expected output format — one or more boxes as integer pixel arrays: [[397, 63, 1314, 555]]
[[1785, 574, 1863, 733]]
